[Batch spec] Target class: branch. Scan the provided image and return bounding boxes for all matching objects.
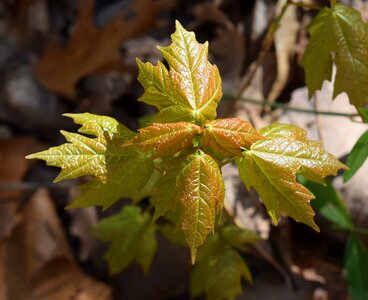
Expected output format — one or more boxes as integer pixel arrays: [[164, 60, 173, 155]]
[[223, 95, 360, 119], [288, 0, 322, 10], [235, 1, 290, 101], [0, 181, 75, 191]]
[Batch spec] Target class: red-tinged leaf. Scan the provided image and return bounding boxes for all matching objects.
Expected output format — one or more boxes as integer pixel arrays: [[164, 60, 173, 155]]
[[131, 122, 202, 158], [203, 118, 264, 156], [236, 154, 319, 231], [176, 151, 225, 263], [137, 21, 222, 124]]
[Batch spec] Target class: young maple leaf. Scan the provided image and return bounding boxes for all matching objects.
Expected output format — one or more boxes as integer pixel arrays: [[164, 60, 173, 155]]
[[93, 205, 157, 274], [202, 118, 264, 156], [191, 227, 256, 300], [149, 150, 225, 263], [301, 3, 368, 107], [27, 113, 154, 210], [236, 123, 347, 230], [131, 122, 202, 158], [136, 21, 222, 124]]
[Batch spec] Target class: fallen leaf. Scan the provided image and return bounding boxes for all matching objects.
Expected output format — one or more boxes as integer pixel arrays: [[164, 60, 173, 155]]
[[35, 0, 175, 98], [0, 137, 42, 197], [0, 137, 42, 241], [0, 189, 111, 300]]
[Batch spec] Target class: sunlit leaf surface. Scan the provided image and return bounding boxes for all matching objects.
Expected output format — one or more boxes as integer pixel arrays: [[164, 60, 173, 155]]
[[203, 118, 264, 156], [132, 122, 202, 158], [27, 113, 154, 209], [137, 21, 222, 124]]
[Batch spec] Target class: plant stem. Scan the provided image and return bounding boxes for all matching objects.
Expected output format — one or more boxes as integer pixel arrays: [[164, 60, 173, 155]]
[[235, 1, 290, 102], [287, 0, 322, 10], [351, 227, 368, 236], [154, 165, 166, 175], [330, 0, 336, 8], [223, 95, 360, 119], [0, 181, 75, 191], [220, 157, 236, 167]]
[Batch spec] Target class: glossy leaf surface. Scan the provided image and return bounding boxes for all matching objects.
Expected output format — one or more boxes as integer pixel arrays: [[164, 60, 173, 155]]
[[237, 123, 346, 230], [132, 122, 202, 158], [137, 21, 222, 124], [27, 113, 154, 209], [203, 118, 264, 156], [177, 151, 225, 262], [237, 154, 318, 230], [93, 205, 157, 274], [301, 3, 368, 106], [256, 123, 346, 183]]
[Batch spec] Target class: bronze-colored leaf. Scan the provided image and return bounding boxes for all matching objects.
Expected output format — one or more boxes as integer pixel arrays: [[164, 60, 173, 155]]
[[203, 118, 264, 156], [131, 122, 202, 158], [176, 151, 225, 262]]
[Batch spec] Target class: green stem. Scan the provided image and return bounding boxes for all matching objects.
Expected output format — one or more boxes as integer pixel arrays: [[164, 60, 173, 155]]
[[223, 95, 360, 119], [154, 165, 166, 175], [287, 0, 322, 10], [330, 0, 337, 8], [220, 157, 236, 168], [351, 227, 368, 236]]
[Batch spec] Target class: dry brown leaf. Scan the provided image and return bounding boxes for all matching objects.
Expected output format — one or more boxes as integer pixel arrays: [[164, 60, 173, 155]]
[[70, 207, 98, 261], [0, 137, 43, 241], [0, 137, 42, 188], [35, 0, 175, 99], [0, 189, 111, 300]]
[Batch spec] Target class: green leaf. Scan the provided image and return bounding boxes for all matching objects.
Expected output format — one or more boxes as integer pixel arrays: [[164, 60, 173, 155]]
[[150, 151, 225, 262], [344, 235, 368, 300], [221, 225, 260, 252], [203, 118, 264, 156], [93, 205, 157, 274], [177, 151, 225, 262], [343, 130, 368, 182], [27, 113, 154, 210], [236, 153, 319, 231], [299, 175, 353, 230], [301, 4, 368, 107], [150, 158, 183, 222], [136, 21, 222, 124], [191, 235, 251, 300], [358, 107, 368, 123], [236, 123, 346, 230], [254, 123, 347, 183], [131, 122, 202, 158]]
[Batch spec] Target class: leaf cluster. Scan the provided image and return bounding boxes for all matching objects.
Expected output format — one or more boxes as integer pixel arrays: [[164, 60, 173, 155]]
[[27, 22, 346, 271]]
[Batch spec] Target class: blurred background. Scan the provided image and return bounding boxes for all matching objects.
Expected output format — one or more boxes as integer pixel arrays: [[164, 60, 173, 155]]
[[0, 0, 367, 299]]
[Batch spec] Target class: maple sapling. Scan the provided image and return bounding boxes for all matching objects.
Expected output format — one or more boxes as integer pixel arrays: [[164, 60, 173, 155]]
[[27, 21, 347, 266]]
